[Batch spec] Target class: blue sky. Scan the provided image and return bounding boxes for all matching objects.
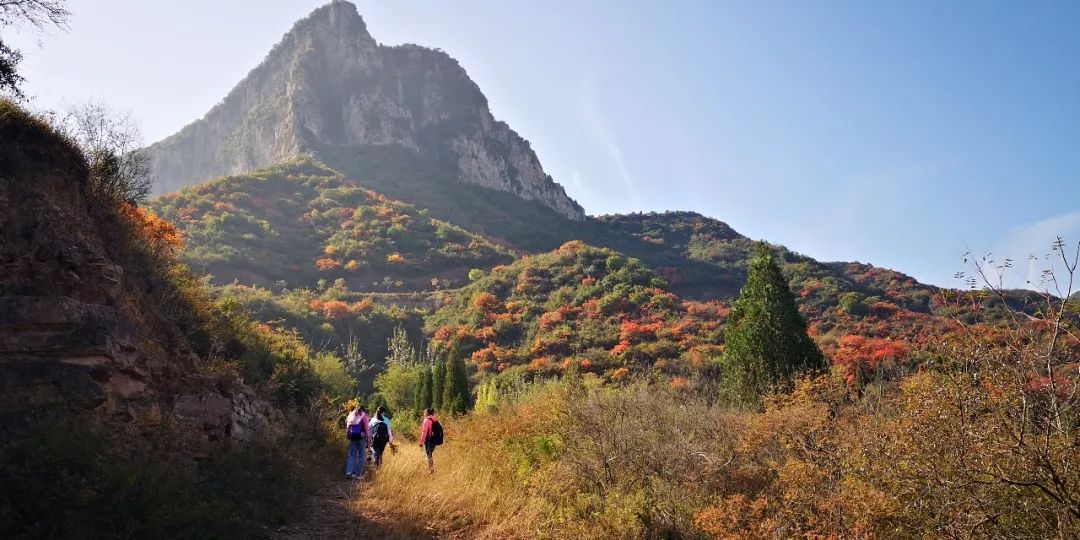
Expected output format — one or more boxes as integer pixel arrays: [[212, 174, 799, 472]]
[[9, 0, 1079, 289]]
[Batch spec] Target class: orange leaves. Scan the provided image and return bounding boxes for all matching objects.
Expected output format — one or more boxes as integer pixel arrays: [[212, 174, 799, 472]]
[[307, 298, 372, 319], [528, 356, 554, 373], [688, 344, 724, 369], [619, 320, 664, 343], [433, 325, 458, 343], [472, 292, 500, 313], [669, 376, 690, 391], [472, 344, 514, 367], [474, 326, 497, 342], [350, 297, 374, 314], [315, 257, 340, 271], [832, 334, 911, 389], [118, 204, 183, 256], [311, 299, 349, 318], [581, 275, 597, 286], [694, 495, 775, 539], [557, 240, 585, 253], [386, 252, 406, 265], [685, 301, 731, 319], [176, 207, 199, 223], [610, 340, 632, 356], [610, 367, 630, 381], [530, 337, 557, 356], [344, 260, 360, 271], [538, 310, 563, 330], [581, 298, 603, 319]]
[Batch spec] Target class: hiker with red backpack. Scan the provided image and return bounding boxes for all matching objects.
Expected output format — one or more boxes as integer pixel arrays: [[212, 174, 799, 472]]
[[418, 408, 443, 473], [344, 403, 370, 479], [370, 406, 394, 466]]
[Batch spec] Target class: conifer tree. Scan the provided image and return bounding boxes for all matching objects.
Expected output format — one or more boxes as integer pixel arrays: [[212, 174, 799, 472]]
[[413, 364, 433, 417], [431, 356, 447, 410], [442, 347, 470, 415], [721, 242, 824, 406]]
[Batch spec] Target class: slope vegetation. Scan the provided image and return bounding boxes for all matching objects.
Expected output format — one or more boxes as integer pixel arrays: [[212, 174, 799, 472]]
[[428, 241, 729, 384], [151, 159, 514, 291]]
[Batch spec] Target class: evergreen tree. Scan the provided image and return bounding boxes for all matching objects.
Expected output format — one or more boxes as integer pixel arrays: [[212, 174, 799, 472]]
[[442, 347, 470, 415], [721, 242, 825, 406], [431, 356, 447, 410], [413, 364, 433, 417]]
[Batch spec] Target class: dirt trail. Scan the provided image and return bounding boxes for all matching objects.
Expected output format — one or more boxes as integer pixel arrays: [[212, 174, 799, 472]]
[[270, 474, 435, 540]]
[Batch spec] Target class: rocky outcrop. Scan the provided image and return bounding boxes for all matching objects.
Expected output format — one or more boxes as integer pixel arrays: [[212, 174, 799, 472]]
[[0, 108, 278, 452], [146, 1, 585, 220]]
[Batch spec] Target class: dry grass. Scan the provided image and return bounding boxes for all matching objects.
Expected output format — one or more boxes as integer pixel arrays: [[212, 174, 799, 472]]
[[352, 366, 1080, 539], [356, 412, 550, 539]]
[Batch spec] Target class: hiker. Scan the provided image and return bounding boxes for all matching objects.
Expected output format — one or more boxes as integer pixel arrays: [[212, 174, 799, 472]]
[[344, 404, 370, 479], [370, 406, 394, 466], [418, 408, 443, 473]]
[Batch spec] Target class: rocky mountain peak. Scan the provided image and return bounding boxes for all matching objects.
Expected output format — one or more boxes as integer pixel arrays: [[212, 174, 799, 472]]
[[146, 1, 586, 220]]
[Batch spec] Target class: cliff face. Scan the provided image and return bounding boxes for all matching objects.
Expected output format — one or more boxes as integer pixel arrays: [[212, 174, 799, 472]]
[[146, 1, 585, 220], [0, 107, 277, 450]]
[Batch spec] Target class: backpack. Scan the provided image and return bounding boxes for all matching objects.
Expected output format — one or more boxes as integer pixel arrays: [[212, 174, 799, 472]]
[[372, 420, 390, 445], [429, 419, 444, 446], [346, 417, 367, 441]]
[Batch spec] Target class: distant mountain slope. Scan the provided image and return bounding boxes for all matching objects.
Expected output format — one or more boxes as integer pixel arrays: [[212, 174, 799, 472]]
[[426, 241, 729, 380], [424, 239, 968, 385], [150, 159, 514, 291], [146, 1, 584, 220]]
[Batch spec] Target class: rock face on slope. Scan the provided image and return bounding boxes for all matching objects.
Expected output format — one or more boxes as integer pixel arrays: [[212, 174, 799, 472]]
[[146, 1, 585, 220], [0, 107, 278, 451]]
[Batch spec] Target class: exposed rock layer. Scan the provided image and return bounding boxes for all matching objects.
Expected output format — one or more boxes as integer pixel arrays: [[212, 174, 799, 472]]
[[147, 1, 585, 220], [0, 118, 278, 452]]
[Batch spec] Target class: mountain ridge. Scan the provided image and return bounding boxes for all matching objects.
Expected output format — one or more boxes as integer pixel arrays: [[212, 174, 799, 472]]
[[146, 1, 585, 220]]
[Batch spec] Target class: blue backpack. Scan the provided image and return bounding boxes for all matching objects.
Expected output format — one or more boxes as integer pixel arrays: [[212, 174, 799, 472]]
[[347, 418, 366, 441]]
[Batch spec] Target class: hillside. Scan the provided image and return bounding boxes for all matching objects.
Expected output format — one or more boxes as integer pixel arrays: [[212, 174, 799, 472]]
[[0, 101, 278, 446], [424, 238, 979, 390], [427, 241, 729, 383], [145, 1, 584, 221], [0, 100, 354, 537], [150, 158, 514, 292]]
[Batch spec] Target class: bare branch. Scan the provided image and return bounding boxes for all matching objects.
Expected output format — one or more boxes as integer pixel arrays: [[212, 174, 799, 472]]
[[0, 0, 70, 30]]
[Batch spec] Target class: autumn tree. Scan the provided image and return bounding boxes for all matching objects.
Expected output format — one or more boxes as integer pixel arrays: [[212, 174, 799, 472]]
[[721, 242, 824, 406]]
